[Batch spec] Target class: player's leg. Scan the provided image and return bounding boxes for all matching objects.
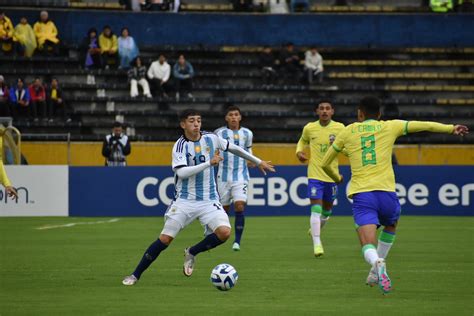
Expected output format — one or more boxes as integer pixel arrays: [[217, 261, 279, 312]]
[[184, 203, 231, 276], [377, 192, 401, 260], [123, 204, 187, 285], [232, 201, 245, 250], [321, 182, 338, 229], [231, 182, 248, 250], [307, 179, 324, 256], [353, 192, 391, 294]]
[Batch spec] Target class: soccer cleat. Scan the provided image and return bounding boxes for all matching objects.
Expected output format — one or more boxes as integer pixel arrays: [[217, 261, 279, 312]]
[[366, 268, 378, 287], [375, 259, 392, 294], [232, 242, 240, 251], [122, 275, 138, 286], [314, 244, 324, 257], [183, 247, 195, 277]]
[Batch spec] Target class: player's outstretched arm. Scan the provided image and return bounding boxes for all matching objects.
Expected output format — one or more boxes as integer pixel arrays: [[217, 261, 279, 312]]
[[227, 143, 275, 175], [0, 160, 17, 200], [321, 146, 343, 183], [175, 151, 223, 179], [406, 121, 469, 135]]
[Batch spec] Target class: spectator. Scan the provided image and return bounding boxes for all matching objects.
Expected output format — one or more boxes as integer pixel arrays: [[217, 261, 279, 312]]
[[304, 47, 324, 84], [82, 28, 102, 69], [47, 78, 70, 123], [147, 54, 171, 98], [290, 0, 309, 12], [260, 46, 278, 85], [0, 75, 11, 117], [0, 11, 14, 54], [101, 121, 131, 167], [118, 27, 139, 69], [29, 78, 47, 121], [13, 17, 37, 58], [99, 25, 118, 69], [232, 0, 253, 11], [173, 54, 194, 100], [279, 42, 301, 83], [9, 78, 30, 120], [128, 57, 152, 98], [33, 11, 60, 55]]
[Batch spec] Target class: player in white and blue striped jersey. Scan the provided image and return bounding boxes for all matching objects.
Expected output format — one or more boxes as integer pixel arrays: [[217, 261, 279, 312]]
[[214, 105, 254, 251], [122, 109, 275, 286]]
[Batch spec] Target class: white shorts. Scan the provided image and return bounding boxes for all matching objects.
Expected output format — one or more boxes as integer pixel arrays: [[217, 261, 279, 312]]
[[218, 181, 248, 206], [161, 199, 231, 238]]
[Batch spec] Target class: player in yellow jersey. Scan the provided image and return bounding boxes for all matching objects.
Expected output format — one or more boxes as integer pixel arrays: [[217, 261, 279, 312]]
[[296, 100, 345, 257], [321, 96, 469, 294], [0, 136, 18, 200]]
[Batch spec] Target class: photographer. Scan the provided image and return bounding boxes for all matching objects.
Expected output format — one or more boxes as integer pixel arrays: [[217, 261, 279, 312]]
[[101, 122, 131, 166]]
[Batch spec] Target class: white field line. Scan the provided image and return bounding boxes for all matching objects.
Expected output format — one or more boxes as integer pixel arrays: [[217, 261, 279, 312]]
[[36, 218, 120, 230]]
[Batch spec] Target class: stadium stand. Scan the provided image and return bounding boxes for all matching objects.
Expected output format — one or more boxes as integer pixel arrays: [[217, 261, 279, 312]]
[[1, 45, 472, 144]]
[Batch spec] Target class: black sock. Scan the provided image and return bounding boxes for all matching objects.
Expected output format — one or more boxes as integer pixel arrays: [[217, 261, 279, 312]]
[[189, 233, 224, 256], [132, 239, 168, 279], [234, 212, 245, 244]]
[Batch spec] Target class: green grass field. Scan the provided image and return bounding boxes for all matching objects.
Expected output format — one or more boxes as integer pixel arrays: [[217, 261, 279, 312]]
[[1, 216, 473, 315]]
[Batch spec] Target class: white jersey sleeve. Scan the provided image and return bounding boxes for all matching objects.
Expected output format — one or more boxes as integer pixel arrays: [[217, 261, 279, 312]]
[[172, 137, 188, 170]]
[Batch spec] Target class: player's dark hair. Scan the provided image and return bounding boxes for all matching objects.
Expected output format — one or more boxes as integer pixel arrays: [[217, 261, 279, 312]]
[[316, 99, 334, 109], [359, 96, 381, 118], [179, 109, 201, 122], [113, 121, 123, 128], [226, 105, 241, 115]]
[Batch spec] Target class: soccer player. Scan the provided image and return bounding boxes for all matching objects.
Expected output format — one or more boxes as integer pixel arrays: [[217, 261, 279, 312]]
[[214, 106, 254, 251], [0, 135, 18, 200], [321, 96, 469, 294], [122, 109, 275, 286], [296, 100, 345, 257]]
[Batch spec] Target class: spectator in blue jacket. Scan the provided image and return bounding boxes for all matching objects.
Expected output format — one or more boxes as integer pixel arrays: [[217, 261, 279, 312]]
[[173, 54, 194, 100], [9, 78, 31, 119]]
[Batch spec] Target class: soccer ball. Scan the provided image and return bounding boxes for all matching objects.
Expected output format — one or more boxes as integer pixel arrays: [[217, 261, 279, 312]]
[[210, 263, 238, 291]]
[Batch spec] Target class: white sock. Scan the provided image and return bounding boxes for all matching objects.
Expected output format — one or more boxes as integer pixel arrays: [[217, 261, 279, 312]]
[[320, 216, 330, 229], [310, 212, 321, 246], [363, 246, 379, 266], [377, 240, 392, 259]]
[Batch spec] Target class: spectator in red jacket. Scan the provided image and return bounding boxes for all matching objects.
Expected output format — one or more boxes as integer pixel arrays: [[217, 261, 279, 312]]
[[28, 77, 46, 121]]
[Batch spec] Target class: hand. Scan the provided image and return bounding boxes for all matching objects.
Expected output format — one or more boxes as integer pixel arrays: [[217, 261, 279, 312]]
[[258, 161, 275, 175], [6, 186, 18, 200], [247, 161, 257, 168], [336, 174, 344, 184], [296, 151, 308, 163], [210, 150, 223, 166], [57, 98, 63, 103], [453, 125, 469, 136]]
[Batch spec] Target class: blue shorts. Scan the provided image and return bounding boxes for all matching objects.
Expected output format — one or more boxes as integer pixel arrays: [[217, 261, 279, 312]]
[[307, 179, 338, 202], [352, 191, 401, 227]]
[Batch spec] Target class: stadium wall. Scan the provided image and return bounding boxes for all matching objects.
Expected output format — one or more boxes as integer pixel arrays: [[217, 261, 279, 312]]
[[21, 142, 474, 166], [6, 9, 474, 47], [1, 166, 472, 217]]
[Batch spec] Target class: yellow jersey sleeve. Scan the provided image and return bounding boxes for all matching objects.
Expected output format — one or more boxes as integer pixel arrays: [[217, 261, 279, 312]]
[[407, 121, 454, 134], [296, 124, 310, 153], [0, 138, 12, 187]]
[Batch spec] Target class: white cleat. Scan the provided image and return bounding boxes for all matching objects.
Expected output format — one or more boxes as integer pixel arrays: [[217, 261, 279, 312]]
[[374, 258, 392, 294], [232, 242, 240, 251], [122, 275, 138, 286], [183, 247, 195, 277], [366, 267, 378, 287]]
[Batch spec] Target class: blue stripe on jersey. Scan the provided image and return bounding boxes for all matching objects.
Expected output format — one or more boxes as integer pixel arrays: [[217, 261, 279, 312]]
[[222, 130, 229, 182], [205, 136, 217, 200], [232, 130, 240, 181], [180, 143, 189, 199], [194, 140, 204, 201], [243, 129, 250, 181]]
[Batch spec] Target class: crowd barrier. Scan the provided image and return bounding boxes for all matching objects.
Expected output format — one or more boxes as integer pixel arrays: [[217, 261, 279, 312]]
[[1, 166, 472, 216], [5, 9, 474, 47]]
